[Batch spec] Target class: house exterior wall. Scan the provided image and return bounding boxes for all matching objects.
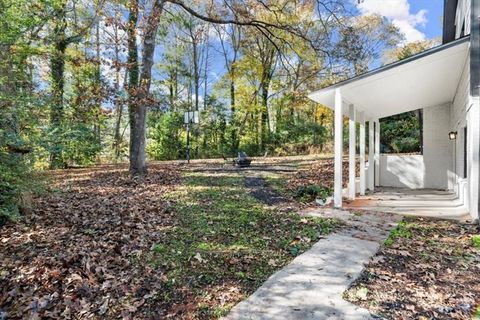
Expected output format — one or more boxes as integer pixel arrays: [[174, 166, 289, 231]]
[[450, 55, 470, 184], [423, 104, 453, 189], [379, 104, 452, 189], [450, 53, 480, 220], [379, 52, 479, 221], [455, 0, 471, 38], [379, 154, 425, 188]]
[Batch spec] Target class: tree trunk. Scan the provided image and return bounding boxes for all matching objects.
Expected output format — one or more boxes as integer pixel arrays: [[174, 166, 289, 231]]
[[203, 36, 209, 111], [192, 34, 199, 111], [128, 0, 164, 176], [113, 69, 123, 161], [229, 68, 239, 154], [230, 72, 235, 113], [113, 17, 124, 161], [94, 20, 102, 154], [49, 39, 67, 169], [127, 0, 140, 174], [260, 79, 270, 152]]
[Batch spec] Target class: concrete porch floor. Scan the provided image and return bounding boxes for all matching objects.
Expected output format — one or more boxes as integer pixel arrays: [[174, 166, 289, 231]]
[[344, 187, 471, 222]]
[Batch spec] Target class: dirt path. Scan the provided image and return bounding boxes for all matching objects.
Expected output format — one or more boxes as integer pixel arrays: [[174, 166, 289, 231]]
[[187, 160, 301, 210], [244, 176, 290, 206]]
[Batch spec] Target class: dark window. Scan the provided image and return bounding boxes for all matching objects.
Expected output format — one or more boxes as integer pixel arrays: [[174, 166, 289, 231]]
[[463, 126, 468, 178]]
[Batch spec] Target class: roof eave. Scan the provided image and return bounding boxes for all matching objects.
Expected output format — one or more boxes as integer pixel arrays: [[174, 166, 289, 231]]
[[308, 35, 471, 100]]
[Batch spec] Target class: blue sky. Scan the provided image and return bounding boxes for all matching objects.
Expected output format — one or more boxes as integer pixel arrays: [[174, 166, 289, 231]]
[[410, 0, 444, 39], [355, 0, 444, 43], [149, 0, 447, 103]]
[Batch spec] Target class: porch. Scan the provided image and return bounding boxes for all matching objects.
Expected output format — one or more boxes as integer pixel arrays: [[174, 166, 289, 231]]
[[344, 187, 471, 222], [308, 36, 479, 221]]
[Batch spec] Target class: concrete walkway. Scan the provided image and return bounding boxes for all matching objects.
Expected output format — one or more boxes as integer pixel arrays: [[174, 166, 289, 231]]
[[224, 209, 401, 320], [344, 188, 471, 222]]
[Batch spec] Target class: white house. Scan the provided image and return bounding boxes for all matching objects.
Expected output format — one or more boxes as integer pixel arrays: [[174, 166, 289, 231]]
[[308, 0, 480, 221]]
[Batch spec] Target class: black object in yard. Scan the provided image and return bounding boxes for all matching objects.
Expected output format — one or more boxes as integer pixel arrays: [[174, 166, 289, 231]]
[[235, 151, 252, 167]]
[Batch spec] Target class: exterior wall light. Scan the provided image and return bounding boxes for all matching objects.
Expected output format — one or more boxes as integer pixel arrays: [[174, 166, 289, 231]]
[[449, 131, 457, 140]]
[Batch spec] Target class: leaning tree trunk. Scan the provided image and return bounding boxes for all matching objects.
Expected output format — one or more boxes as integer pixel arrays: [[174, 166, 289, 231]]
[[128, 0, 164, 176]]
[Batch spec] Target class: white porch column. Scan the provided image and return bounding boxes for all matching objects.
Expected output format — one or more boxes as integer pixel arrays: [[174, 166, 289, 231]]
[[348, 104, 356, 199], [374, 119, 380, 187], [359, 111, 366, 195], [468, 97, 479, 220], [334, 88, 343, 208], [368, 119, 375, 191]]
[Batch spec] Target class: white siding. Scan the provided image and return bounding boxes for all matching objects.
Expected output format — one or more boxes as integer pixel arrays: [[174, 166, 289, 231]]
[[379, 154, 425, 188], [379, 103, 452, 190], [455, 0, 471, 38], [450, 53, 479, 220], [450, 56, 470, 186], [423, 104, 453, 189]]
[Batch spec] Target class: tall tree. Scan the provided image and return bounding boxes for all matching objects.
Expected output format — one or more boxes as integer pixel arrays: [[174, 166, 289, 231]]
[[126, 0, 352, 175], [102, 4, 128, 160], [214, 24, 242, 153], [128, 0, 165, 176], [335, 14, 402, 76], [48, 0, 103, 168]]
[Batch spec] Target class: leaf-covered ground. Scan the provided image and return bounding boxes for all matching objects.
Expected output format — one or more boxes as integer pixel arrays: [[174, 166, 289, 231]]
[[0, 160, 337, 319], [344, 217, 480, 319], [288, 158, 354, 191]]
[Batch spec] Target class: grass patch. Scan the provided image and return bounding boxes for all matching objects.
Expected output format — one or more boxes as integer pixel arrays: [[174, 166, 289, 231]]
[[263, 174, 289, 195], [344, 287, 369, 302], [384, 220, 412, 246], [154, 171, 337, 317], [471, 235, 480, 249], [474, 306, 480, 319]]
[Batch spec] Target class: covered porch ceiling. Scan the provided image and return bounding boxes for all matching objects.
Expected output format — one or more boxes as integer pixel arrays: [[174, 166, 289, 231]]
[[308, 37, 470, 119]]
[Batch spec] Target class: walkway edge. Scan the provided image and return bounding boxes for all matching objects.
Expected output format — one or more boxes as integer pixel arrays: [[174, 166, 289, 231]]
[[223, 233, 382, 320]]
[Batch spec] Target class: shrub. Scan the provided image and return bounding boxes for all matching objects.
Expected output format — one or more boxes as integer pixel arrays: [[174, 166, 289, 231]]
[[295, 184, 331, 202], [147, 112, 184, 160], [0, 151, 34, 225]]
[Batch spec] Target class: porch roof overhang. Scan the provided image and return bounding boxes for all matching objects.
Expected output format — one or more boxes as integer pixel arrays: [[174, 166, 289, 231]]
[[308, 36, 470, 119]]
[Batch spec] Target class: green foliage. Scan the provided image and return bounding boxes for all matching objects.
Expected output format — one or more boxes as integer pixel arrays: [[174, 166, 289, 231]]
[[471, 235, 480, 249], [474, 306, 480, 319], [62, 123, 103, 165], [272, 120, 328, 155], [381, 111, 422, 153], [384, 220, 412, 246], [0, 152, 24, 224], [0, 0, 51, 223], [147, 112, 184, 160], [383, 39, 439, 64], [0, 138, 45, 225], [344, 287, 369, 302], [294, 184, 331, 202]]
